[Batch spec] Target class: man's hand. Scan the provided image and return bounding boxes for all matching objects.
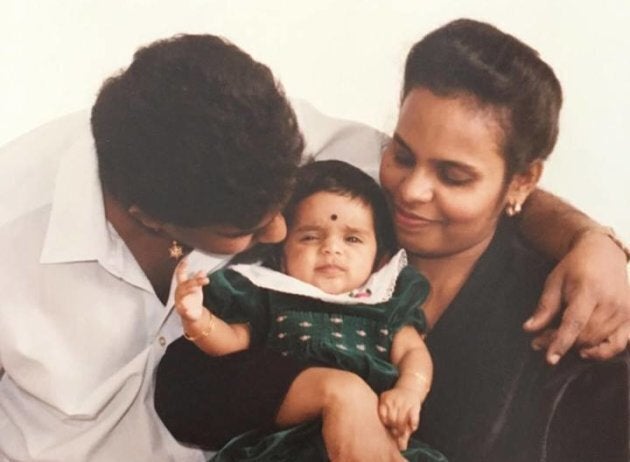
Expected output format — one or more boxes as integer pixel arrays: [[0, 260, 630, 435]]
[[524, 232, 630, 363]]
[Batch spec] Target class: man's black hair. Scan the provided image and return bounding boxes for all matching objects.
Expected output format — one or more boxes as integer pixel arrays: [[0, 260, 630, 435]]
[[91, 34, 303, 228]]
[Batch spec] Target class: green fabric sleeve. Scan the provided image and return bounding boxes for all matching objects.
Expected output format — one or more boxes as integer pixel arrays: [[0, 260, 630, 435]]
[[202, 268, 270, 346], [386, 266, 430, 335]]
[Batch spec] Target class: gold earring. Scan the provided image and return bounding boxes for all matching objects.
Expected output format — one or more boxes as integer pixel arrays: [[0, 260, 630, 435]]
[[505, 201, 522, 217], [168, 240, 184, 260]]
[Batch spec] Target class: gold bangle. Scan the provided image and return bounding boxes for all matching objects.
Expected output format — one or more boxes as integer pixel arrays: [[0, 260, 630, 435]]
[[184, 309, 215, 341], [571, 226, 630, 263], [402, 371, 430, 386]]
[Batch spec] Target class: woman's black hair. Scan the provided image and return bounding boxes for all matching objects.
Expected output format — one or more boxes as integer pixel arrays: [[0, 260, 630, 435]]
[[91, 34, 303, 229], [264, 160, 398, 270], [403, 18, 562, 176]]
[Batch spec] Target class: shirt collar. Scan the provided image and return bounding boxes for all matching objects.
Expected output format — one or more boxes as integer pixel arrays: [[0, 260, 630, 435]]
[[39, 129, 232, 293], [39, 130, 109, 264]]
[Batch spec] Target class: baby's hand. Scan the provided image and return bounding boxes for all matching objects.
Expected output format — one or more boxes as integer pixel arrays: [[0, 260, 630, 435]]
[[378, 387, 422, 451], [174, 259, 210, 322]]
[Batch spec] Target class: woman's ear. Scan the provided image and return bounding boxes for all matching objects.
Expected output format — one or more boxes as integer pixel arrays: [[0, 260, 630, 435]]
[[505, 160, 544, 215], [128, 205, 165, 233]]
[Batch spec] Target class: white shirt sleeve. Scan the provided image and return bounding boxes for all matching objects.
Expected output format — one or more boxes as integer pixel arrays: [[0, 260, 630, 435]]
[[0, 110, 90, 226], [291, 98, 388, 181], [0, 110, 204, 462]]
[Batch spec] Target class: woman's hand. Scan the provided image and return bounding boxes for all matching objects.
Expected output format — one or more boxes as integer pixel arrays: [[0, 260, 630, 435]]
[[174, 259, 210, 322], [379, 387, 422, 451], [524, 232, 630, 363]]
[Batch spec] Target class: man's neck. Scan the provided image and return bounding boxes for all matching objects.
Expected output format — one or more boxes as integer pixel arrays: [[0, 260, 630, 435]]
[[103, 192, 177, 304]]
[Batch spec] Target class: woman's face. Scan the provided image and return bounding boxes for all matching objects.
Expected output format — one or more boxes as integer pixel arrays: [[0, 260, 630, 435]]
[[379, 87, 510, 258]]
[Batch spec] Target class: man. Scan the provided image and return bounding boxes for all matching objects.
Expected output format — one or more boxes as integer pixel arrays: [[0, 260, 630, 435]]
[[0, 32, 410, 462]]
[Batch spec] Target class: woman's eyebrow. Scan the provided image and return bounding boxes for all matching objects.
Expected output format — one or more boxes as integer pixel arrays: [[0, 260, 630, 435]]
[[393, 133, 415, 154], [394, 132, 480, 172], [439, 159, 479, 173]]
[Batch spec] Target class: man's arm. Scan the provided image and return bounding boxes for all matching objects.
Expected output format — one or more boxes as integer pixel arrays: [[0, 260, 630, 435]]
[[518, 189, 628, 260], [518, 189, 630, 362]]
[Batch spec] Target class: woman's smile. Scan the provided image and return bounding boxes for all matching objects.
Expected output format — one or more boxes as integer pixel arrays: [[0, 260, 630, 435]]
[[393, 205, 443, 231]]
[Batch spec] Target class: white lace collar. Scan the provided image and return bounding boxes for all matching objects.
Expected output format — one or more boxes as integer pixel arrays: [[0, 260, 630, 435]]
[[230, 249, 407, 305]]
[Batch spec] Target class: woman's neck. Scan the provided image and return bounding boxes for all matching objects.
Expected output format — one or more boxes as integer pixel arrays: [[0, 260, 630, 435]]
[[103, 193, 179, 304], [409, 233, 494, 329]]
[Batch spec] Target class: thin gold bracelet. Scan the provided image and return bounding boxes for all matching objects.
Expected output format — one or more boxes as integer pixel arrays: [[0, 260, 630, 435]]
[[401, 371, 430, 386], [184, 309, 215, 342]]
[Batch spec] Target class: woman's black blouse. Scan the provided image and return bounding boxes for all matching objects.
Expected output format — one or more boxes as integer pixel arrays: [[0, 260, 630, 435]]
[[418, 218, 630, 462]]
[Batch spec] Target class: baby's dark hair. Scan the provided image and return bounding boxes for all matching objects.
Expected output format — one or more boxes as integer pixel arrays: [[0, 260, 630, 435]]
[[264, 160, 398, 270]]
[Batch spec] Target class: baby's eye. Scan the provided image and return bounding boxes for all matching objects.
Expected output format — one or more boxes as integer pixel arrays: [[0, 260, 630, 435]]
[[346, 236, 362, 244], [299, 234, 318, 242]]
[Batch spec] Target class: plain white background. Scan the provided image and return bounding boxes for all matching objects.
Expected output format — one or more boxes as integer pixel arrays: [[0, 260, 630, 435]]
[[2, 0, 629, 239]]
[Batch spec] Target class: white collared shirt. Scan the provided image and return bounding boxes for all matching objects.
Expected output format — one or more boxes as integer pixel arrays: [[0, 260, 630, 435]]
[[0, 101, 384, 461]]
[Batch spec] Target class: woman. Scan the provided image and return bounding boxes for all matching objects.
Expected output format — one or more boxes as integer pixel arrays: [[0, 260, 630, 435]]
[[154, 21, 629, 462], [379, 19, 629, 460]]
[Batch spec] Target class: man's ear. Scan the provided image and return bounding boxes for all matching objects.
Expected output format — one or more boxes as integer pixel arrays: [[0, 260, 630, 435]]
[[128, 205, 165, 233], [506, 160, 544, 208]]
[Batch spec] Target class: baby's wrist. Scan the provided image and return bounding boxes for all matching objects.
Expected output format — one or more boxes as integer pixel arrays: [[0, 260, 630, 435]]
[[396, 371, 431, 393], [180, 309, 204, 322], [183, 309, 215, 341]]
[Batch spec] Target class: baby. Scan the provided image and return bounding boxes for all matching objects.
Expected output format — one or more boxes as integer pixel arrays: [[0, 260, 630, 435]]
[[175, 160, 445, 461]]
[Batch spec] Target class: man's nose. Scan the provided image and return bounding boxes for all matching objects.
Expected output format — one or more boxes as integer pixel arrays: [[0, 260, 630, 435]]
[[256, 214, 287, 244]]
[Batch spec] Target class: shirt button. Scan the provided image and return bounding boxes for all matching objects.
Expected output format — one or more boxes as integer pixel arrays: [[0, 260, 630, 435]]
[[158, 336, 167, 347]]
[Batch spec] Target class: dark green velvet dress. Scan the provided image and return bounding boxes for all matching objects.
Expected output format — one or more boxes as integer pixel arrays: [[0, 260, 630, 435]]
[[203, 257, 447, 462]]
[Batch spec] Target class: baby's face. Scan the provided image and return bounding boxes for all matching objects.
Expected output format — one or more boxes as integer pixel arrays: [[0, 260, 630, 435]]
[[282, 191, 378, 295]]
